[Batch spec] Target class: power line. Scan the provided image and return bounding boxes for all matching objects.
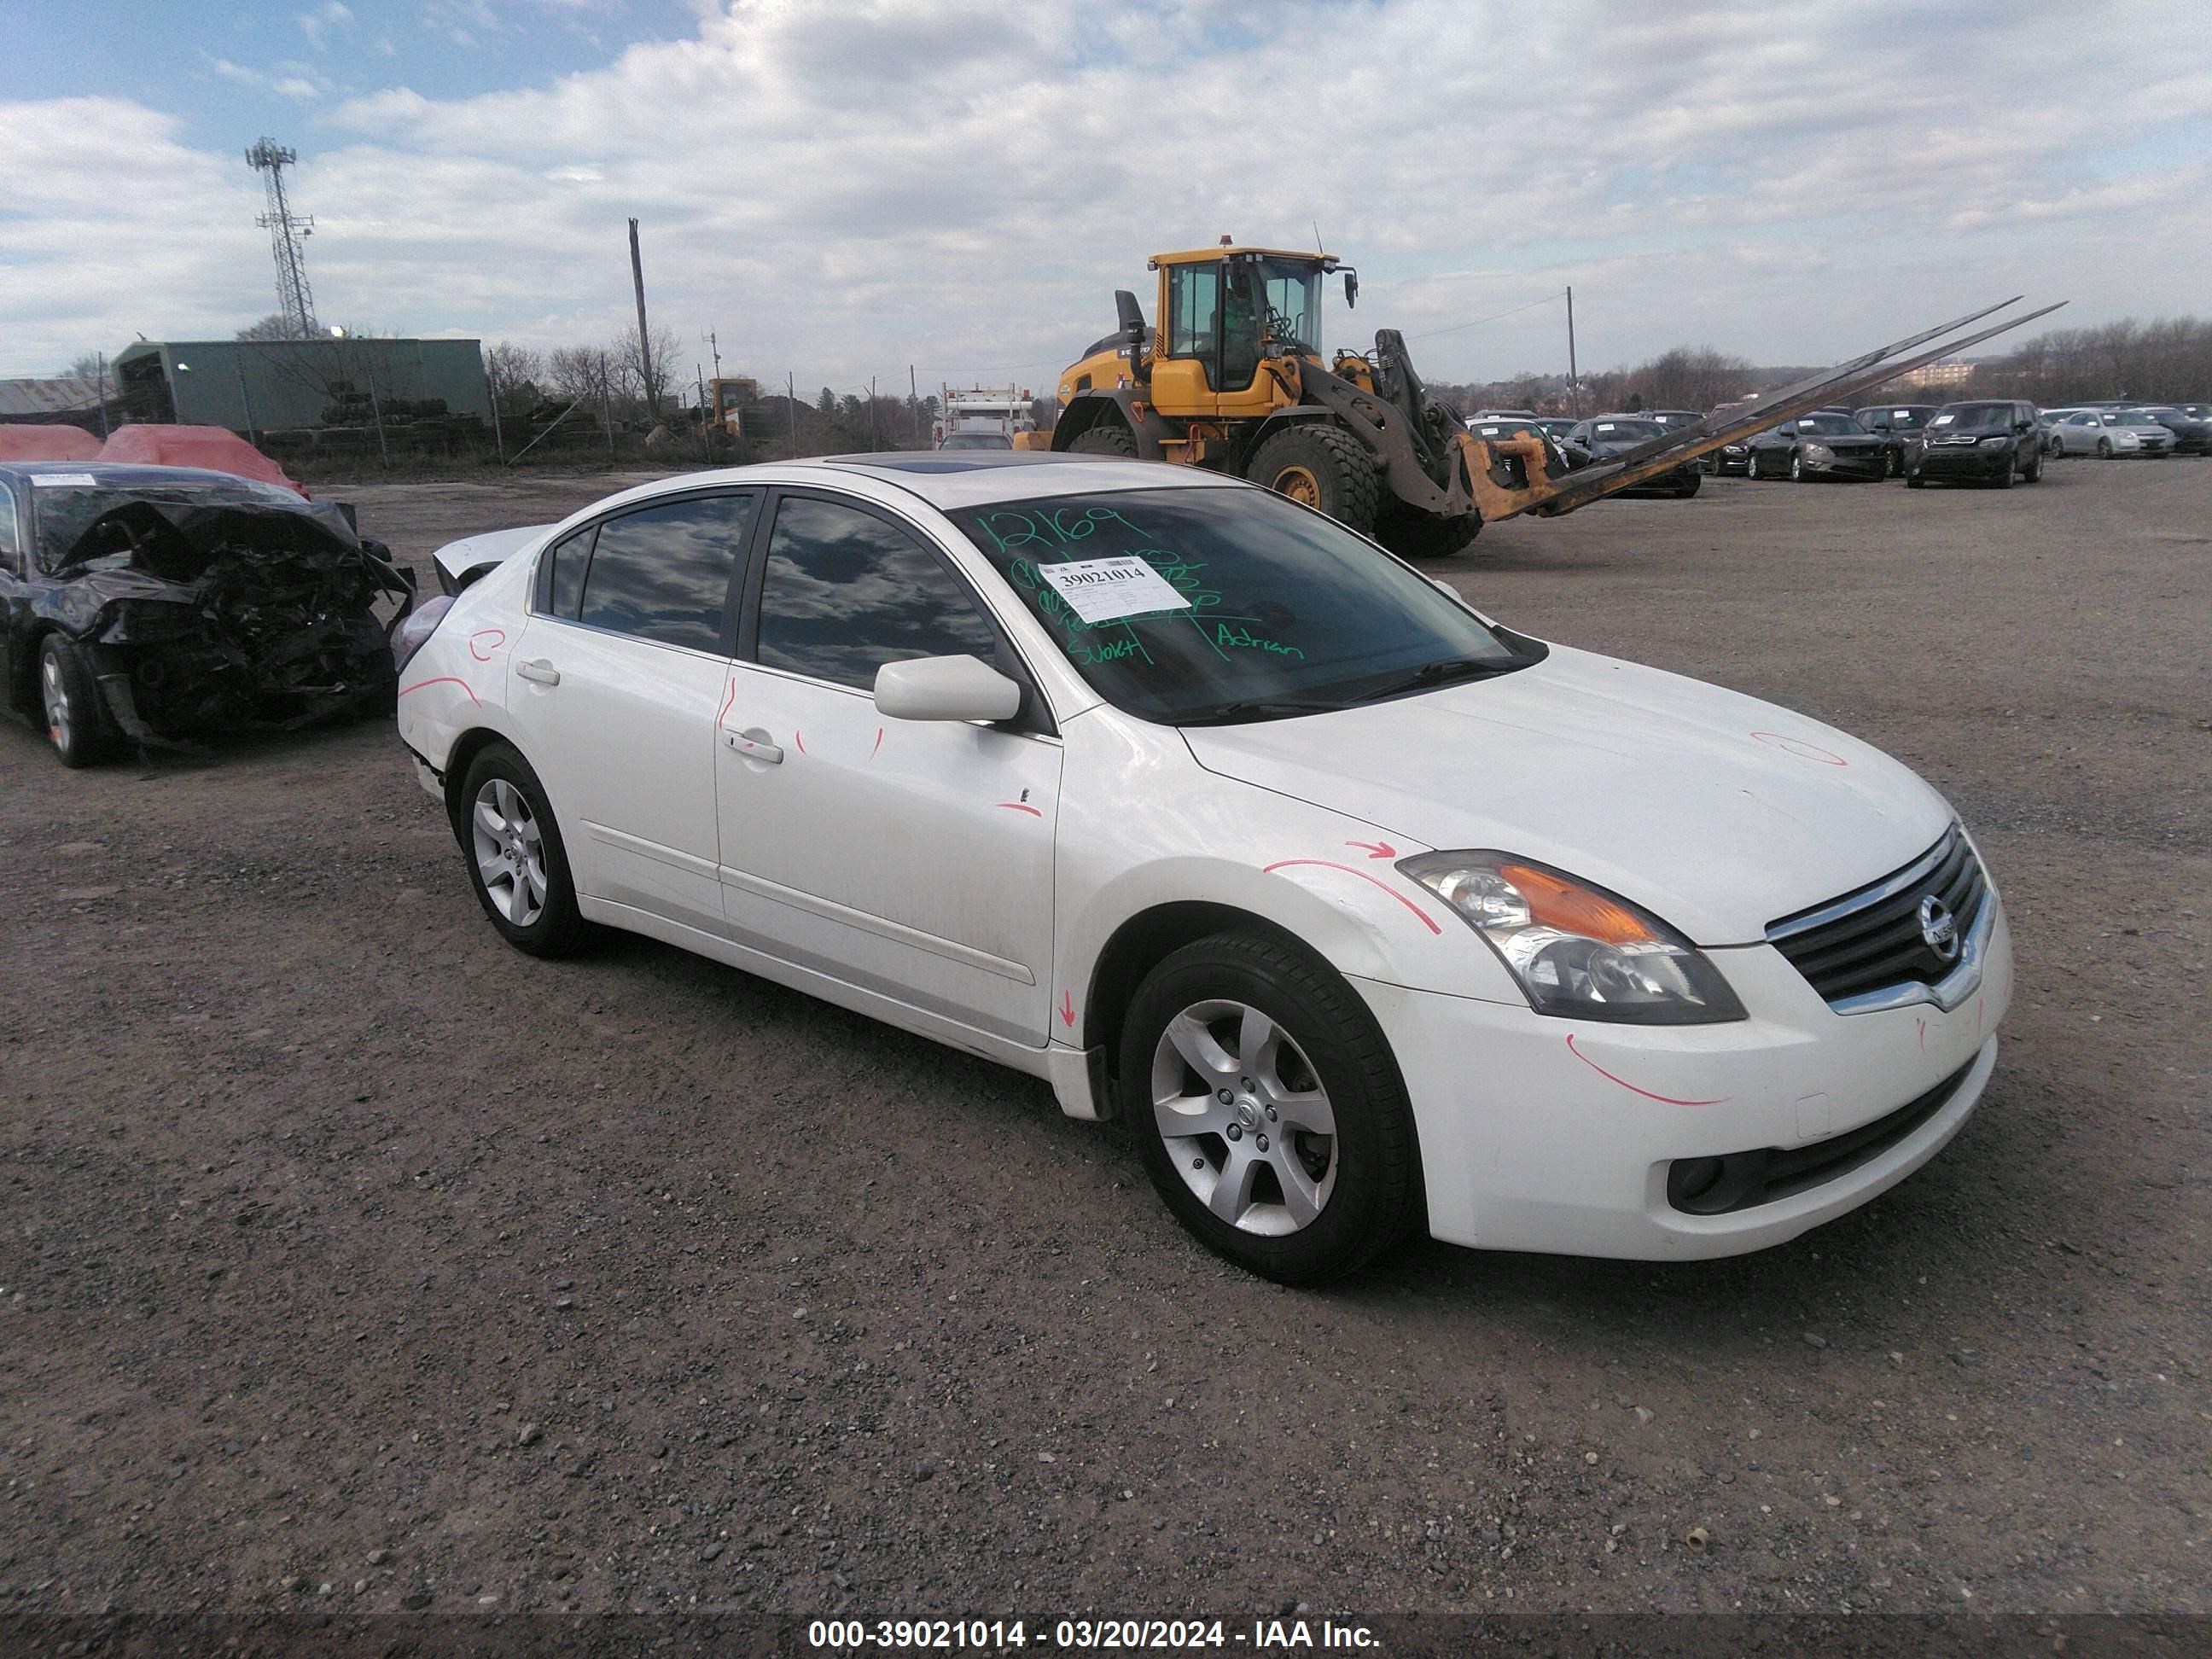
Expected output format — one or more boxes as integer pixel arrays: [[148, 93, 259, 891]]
[[1409, 289, 1568, 341]]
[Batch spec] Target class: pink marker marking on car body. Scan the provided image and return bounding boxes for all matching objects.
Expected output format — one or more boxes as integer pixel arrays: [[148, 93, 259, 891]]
[[717, 678, 737, 726], [996, 802, 1043, 817], [468, 628, 506, 661], [398, 676, 480, 707], [871, 727, 884, 759], [1565, 1033, 1729, 1107], [1261, 859, 1443, 935]]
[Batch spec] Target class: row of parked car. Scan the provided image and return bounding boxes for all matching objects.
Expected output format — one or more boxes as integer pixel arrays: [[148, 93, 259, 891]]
[[1466, 399, 2211, 494]]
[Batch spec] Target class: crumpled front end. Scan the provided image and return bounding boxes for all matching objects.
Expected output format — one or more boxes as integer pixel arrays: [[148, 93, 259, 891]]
[[39, 498, 413, 742]]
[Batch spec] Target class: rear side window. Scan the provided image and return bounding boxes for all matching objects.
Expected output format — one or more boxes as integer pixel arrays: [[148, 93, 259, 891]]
[[540, 528, 592, 619], [573, 492, 757, 651], [0, 486, 18, 573], [754, 496, 999, 690]]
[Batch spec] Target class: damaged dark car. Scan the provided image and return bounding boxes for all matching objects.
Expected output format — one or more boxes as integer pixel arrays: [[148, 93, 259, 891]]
[[2, 462, 412, 767]]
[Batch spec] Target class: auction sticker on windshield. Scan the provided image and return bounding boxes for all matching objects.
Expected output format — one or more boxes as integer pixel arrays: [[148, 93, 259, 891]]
[[32, 473, 98, 487], [1034, 556, 1192, 625]]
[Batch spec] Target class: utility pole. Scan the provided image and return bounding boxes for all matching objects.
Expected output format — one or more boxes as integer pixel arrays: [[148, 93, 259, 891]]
[[869, 375, 878, 451], [909, 364, 918, 445], [233, 356, 259, 445], [707, 330, 722, 381], [600, 349, 615, 457], [627, 217, 656, 422], [696, 362, 709, 461], [1565, 286, 1580, 418], [488, 362, 505, 461], [787, 371, 796, 460], [96, 352, 110, 439]]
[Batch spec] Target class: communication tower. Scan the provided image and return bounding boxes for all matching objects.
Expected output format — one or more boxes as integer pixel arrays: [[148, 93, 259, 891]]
[[245, 137, 318, 337]]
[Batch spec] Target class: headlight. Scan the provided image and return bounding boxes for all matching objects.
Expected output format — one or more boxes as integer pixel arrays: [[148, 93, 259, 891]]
[[1397, 853, 1747, 1025], [1802, 442, 1833, 462], [1977, 435, 2011, 447], [391, 594, 454, 674]]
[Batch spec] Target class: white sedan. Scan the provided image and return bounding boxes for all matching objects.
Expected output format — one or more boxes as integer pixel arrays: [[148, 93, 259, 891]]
[[393, 455, 2011, 1284]]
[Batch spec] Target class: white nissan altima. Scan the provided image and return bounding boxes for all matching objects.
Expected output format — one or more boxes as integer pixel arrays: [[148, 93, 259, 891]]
[[393, 453, 2011, 1284]]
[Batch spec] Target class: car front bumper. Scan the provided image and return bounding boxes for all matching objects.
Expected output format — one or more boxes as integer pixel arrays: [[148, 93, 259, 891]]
[[1803, 451, 1888, 480], [1350, 889, 2014, 1260], [1915, 445, 2020, 478]]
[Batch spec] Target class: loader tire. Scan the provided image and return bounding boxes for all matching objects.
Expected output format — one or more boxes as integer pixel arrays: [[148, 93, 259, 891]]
[[1247, 427, 1379, 536], [1373, 502, 1482, 561], [1068, 423, 1138, 458]]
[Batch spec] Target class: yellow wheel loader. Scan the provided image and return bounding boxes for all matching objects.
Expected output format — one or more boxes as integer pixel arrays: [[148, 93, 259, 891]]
[[1024, 242, 2063, 557]]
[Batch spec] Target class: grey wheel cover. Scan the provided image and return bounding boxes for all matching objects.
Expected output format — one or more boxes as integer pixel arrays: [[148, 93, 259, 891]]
[[1151, 998, 1338, 1237], [40, 651, 71, 753], [472, 777, 549, 927]]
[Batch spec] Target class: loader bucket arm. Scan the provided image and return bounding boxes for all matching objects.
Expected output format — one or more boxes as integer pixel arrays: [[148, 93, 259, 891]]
[[1464, 296, 2069, 522]]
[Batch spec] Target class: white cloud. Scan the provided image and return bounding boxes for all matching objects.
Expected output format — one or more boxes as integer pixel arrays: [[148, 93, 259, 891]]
[[7, 2, 2210, 380], [298, 2, 355, 51], [206, 55, 333, 102]]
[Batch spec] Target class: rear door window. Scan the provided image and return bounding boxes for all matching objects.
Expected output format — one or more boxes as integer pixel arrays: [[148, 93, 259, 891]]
[[573, 492, 758, 652]]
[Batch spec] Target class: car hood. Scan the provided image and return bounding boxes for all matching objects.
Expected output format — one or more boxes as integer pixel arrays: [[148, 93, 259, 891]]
[[433, 522, 554, 586], [1793, 432, 1883, 446], [1180, 645, 1952, 946]]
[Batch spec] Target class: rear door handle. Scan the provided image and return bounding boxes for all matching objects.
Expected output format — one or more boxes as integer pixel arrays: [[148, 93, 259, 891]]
[[725, 727, 783, 764], [516, 658, 560, 685]]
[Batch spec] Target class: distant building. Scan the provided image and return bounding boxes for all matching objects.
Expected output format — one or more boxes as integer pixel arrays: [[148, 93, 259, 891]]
[[109, 336, 492, 440], [1898, 358, 1974, 391], [0, 375, 116, 434]]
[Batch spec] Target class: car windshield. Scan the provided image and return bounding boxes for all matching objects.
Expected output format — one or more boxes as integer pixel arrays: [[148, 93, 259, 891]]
[[948, 486, 1534, 725], [31, 479, 310, 574], [941, 433, 1012, 450], [1793, 414, 1865, 435], [1863, 408, 1933, 429], [2104, 410, 2156, 425], [1930, 405, 2015, 429]]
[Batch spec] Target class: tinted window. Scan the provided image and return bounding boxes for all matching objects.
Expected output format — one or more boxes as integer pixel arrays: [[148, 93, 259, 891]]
[[0, 486, 18, 572], [755, 497, 999, 690], [574, 493, 755, 651], [541, 527, 592, 619]]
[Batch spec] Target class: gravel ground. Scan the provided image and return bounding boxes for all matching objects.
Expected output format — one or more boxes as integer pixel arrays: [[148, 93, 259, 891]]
[[1, 455, 2206, 1627]]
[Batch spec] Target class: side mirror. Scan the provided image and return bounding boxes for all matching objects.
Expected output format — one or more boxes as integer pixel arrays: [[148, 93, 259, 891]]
[[1114, 288, 1146, 347], [874, 655, 1022, 724], [1343, 270, 1359, 310]]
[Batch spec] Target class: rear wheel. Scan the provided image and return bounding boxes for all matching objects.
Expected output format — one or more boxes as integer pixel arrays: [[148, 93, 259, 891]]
[[1373, 501, 1481, 560], [38, 637, 108, 769], [1245, 426, 1379, 536], [457, 742, 590, 958], [1120, 931, 1419, 1284], [1067, 423, 1138, 458]]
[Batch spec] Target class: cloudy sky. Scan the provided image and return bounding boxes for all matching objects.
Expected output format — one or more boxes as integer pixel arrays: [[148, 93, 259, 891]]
[[3, 0, 2208, 391]]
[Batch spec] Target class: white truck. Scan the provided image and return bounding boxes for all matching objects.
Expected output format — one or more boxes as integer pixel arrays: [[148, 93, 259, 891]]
[[936, 385, 1037, 451]]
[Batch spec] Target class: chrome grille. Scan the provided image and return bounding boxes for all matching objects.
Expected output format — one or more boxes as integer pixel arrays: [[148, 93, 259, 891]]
[[1767, 829, 1987, 1009]]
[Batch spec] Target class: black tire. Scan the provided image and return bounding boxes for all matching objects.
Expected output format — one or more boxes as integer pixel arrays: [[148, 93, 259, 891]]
[[2024, 445, 2043, 483], [1789, 451, 1807, 482], [1373, 502, 1482, 560], [1067, 422, 1138, 458], [457, 742, 590, 958], [1746, 451, 1762, 481], [1119, 930, 1421, 1285], [2097, 437, 2114, 459], [1906, 473, 1926, 489], [1245, 426, 1380, 536], [1994, 451, 2016, 489], [1674, 470, 1703, 498], [38, 636, 109, 769]]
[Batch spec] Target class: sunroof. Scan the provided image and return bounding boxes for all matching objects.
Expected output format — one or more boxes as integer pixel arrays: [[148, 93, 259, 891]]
[[824, 452, 1091, 474]]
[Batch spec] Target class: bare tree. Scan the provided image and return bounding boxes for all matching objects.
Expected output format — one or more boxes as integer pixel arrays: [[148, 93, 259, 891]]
[[63, 352, 105, 381], [619, 323, 681, 422], [485, 341, 547, 416], [236, 312, 302, 341]]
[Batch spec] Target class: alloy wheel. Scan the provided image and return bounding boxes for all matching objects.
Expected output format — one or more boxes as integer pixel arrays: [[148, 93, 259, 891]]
[[1150, 998, 1337, 1237], [40, 653, 71, 753], [1271, 463, 1323, 508], [472, 777, 549, 927]]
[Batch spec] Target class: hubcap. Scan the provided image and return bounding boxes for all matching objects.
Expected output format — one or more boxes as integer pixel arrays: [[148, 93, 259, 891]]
[[1272, 463, 1323, 507], [471, 777, 549, 927], [41, 655, 70, 751], [1151, 999, 1337, 1237]]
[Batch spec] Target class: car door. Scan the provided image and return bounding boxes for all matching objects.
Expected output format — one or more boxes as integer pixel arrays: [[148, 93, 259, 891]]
[[504, 489, 758, 935], [715, 489, 1062, 1046]]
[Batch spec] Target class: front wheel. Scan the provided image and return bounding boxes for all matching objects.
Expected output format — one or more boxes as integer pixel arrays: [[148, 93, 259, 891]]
[[1245, 426, 1381, 536], [1746, 451, 1762, 481], [38, 637, 109, 768], [1066, 423, 1138, 458], [1674, 469, 1702, 498], [1120, 932, 1420, 1284], [1906, 473, 1926, 489], [2097, 437, 2114, 459], [457, 742, 590, 958], [1994, 451, 2016, 488], [1789, 451, 1807, 482], [2024, 446, 2044, 483]]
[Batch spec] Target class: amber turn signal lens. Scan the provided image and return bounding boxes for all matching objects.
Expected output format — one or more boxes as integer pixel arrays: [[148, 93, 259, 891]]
[[1497, 863, 1656, 947]]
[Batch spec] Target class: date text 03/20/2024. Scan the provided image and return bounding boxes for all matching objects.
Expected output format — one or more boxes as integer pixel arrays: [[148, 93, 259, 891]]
[[806, 1618, 1381, 1650]]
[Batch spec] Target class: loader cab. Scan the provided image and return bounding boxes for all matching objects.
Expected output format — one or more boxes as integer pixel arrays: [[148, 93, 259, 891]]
[[1149, 247, 1342, 421]]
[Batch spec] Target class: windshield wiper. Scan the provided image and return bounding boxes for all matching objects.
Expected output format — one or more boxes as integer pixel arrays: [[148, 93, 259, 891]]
[[1178, 696, 1351, 726], [1348, 655, 1531, 703]]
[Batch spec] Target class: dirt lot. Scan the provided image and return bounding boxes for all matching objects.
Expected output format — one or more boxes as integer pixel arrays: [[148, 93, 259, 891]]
[[3, 455, 2207, 1627]]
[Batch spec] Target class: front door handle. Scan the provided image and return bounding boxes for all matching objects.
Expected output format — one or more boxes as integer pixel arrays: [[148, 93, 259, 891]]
[[725, 727, 783, 764], [516, 658, 561, 685]]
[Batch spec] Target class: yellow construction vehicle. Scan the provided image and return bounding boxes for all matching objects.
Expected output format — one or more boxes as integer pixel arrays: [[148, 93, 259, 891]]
[[1025, 240, 2063, 557]]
